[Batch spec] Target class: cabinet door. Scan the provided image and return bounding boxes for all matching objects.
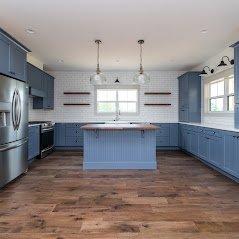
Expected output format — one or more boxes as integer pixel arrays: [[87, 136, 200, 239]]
[[224, 134, 239, 177], [235, 104, 239, 129], [9, 44, 26, 81], [54, 124, 66, 147], [209, 136, 224, 167], [188, 73, 201, 122], [27, 63, 43, 90], [169, 124, 178, 146], [234, 46, 239, 104], [0, 34, 10, 76], [179, 107, 189, 122], [190, 131, 199, 156], [185, 131, 191, 152], [198, 133, 209, 161], [181, 76, 189, 108]]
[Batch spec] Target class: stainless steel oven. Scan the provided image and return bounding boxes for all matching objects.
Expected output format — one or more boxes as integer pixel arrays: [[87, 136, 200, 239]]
[[29, 121, 55, 158]]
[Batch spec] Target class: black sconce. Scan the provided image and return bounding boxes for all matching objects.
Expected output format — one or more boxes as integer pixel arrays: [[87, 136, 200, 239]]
[[200, 66, 214, 76], [114, 77, 120, 83], [218, 56, 234, 67]]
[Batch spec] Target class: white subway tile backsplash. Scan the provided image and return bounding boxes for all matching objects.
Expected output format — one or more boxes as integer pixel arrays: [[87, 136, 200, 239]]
[[29, 71, 183, 123]]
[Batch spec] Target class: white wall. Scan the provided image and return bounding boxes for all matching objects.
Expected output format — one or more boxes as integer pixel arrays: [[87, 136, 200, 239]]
[[29, 71, 183, 123], [193, 47, 234, 128]]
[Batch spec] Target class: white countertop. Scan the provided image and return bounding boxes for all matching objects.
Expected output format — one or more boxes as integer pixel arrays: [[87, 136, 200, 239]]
[[179, 122, 239, 133]]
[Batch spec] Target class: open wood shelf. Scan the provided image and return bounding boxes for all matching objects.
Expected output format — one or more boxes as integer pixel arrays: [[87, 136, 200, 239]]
[[144, 103, 171, 106], [63, 103, 90, 106], [63, 92, 90, 95], [144, 92, 171, 95]]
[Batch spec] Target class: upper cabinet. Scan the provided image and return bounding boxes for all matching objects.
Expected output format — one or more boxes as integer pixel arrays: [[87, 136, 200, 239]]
[[0, 28, 29, 82], [231, 43, 239, 128], [178, 72, 201, 123], [27, 63, 55, 110]]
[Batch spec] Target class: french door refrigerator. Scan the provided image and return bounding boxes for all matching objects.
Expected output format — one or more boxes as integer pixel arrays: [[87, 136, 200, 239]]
[[0, 75, 28, 188]]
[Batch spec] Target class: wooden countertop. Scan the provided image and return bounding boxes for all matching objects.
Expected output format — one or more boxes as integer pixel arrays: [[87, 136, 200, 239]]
[[81, 123, 158, 130]]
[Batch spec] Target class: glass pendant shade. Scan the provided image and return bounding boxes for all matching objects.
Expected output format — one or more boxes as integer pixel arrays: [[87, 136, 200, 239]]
[[90, 72, 107, 85], [133, 72, 150, 84], [134, 40, 150, 85], [91, 39, 107, 85]]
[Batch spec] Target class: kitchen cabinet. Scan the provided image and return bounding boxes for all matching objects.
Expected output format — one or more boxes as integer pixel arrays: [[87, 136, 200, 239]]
[[28, 125, 40, 161], [178, 72, 201, 123], [231, 43, 239, 128], [0, 30, 28, 82], [33, 72, 54, 110], [154, 123, 178, 148], [224, 132, 239, 178], [198, 131, 209, 161], [169, 124, 179, 146], [27, 63, 55, 110], [54, 123, 66, 147]]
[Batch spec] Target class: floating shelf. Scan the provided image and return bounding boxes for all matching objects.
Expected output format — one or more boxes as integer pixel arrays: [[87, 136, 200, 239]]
[[63, 103, 90, 106], [144, 92, 171, 95], [64, 92, 90, 95], [144, 103, 171, 106]]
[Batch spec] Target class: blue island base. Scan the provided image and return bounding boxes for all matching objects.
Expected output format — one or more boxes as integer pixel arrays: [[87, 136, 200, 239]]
[[83, 129, 157, 170]]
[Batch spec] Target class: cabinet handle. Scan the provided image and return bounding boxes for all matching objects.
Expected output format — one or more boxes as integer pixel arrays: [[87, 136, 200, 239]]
[[9, 71, 16, 75]]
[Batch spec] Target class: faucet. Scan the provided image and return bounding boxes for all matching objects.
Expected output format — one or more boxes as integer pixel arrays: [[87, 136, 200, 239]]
[[115, 109, 120, 121]]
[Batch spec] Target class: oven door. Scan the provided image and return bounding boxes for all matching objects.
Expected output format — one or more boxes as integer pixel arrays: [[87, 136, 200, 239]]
[[40, 127, 54, 158]]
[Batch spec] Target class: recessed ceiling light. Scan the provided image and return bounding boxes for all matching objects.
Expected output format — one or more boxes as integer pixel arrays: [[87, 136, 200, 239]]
[[116, 59, 120, 63], [201, 29, 208, 34], [25, 28, 35, 34], [57, 59, 64, 63]]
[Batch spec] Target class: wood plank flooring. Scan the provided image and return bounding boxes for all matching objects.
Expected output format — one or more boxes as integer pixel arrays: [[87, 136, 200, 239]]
[[0, 150, 239, 239]]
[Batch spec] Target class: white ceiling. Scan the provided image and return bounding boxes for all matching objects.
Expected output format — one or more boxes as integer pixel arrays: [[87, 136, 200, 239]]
[[1, 0, 239, 71]]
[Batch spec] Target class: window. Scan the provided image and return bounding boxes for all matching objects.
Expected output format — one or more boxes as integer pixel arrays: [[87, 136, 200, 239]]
[[96, 87, 139, 115], [207, 74, 234, 113]]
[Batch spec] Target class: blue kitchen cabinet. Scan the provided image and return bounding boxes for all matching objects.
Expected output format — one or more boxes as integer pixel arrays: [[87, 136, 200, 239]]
[[54, 123, 66, 147], [169, 124, 178, 146], [27, 63, 43, 91], [235, 104, 239, 129], [0, 34, 10, 76], [33, 71, 55, 110], [224, 132, 239, 178], [178, 72, 201, 123], [0, 29, 28, 82], [28, 125, 40, 160], [231, 43, 239, 128], [208, 135, 224, 167], [190, 130, 199, 156], [198, 131, 209, 161]]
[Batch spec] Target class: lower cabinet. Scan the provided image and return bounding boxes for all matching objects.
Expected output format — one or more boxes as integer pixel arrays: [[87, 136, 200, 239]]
[[28, 125, 40, 161], [54, 123, 85, 148], [179, 123, 239, 181], [224, 132, 239, 178]]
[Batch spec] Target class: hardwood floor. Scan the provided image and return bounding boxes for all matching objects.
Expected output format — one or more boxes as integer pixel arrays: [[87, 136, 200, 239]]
[[0, 150, 239, 239]]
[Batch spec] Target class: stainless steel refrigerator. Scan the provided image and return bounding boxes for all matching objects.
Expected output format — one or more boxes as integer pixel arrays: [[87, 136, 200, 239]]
[[0, 75, 28, 188]]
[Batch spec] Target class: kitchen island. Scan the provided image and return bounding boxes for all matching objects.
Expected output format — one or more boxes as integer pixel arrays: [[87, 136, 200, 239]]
[[81, 123, 158, 170]]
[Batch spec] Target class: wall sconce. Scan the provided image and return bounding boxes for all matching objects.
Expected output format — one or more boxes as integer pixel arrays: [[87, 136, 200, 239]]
[[218, 56, 234, 67], [200, 66, 214, 76]]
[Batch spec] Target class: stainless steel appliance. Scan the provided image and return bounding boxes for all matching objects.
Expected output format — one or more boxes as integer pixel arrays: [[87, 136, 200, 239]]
[[29, 121, 55, 158], [0, 75, 28, 188]]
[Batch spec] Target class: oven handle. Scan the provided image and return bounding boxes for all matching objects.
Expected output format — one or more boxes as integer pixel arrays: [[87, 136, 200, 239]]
[[41, 127, 54, 133]]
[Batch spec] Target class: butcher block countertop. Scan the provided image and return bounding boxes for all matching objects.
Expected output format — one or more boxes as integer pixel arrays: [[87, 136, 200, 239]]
[[81, 123, 158, 130]]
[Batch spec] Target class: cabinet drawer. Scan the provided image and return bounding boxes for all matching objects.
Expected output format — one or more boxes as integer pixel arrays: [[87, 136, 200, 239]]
[[65, 127, 83, 137], [156, 136, 170, 147], [65, 136, 83, 146]]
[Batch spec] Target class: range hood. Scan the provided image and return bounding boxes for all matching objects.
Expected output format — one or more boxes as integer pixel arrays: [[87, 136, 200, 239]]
[[29, 87, 46, 98]]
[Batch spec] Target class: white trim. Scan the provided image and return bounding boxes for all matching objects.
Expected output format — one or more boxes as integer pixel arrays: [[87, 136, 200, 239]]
[[94, 85, 140, 116]]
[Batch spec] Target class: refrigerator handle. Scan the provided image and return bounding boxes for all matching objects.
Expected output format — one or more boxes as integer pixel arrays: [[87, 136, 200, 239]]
[[16, 90, 21, 130], [0, 139, 28, 152], [12, 90, 17, 130]]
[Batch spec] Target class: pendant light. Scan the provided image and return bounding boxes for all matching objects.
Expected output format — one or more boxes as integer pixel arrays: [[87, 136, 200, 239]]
[[90, 40, 107, 85], [133, 40, 150, 84]]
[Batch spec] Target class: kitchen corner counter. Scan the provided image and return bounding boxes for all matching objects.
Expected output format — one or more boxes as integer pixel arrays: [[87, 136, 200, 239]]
[[81, 123, 158, 130]]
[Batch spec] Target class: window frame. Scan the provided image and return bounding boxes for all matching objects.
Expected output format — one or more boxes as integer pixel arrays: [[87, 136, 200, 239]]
[[204, 68, 234, 116], [94, 85, 140, 116]]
